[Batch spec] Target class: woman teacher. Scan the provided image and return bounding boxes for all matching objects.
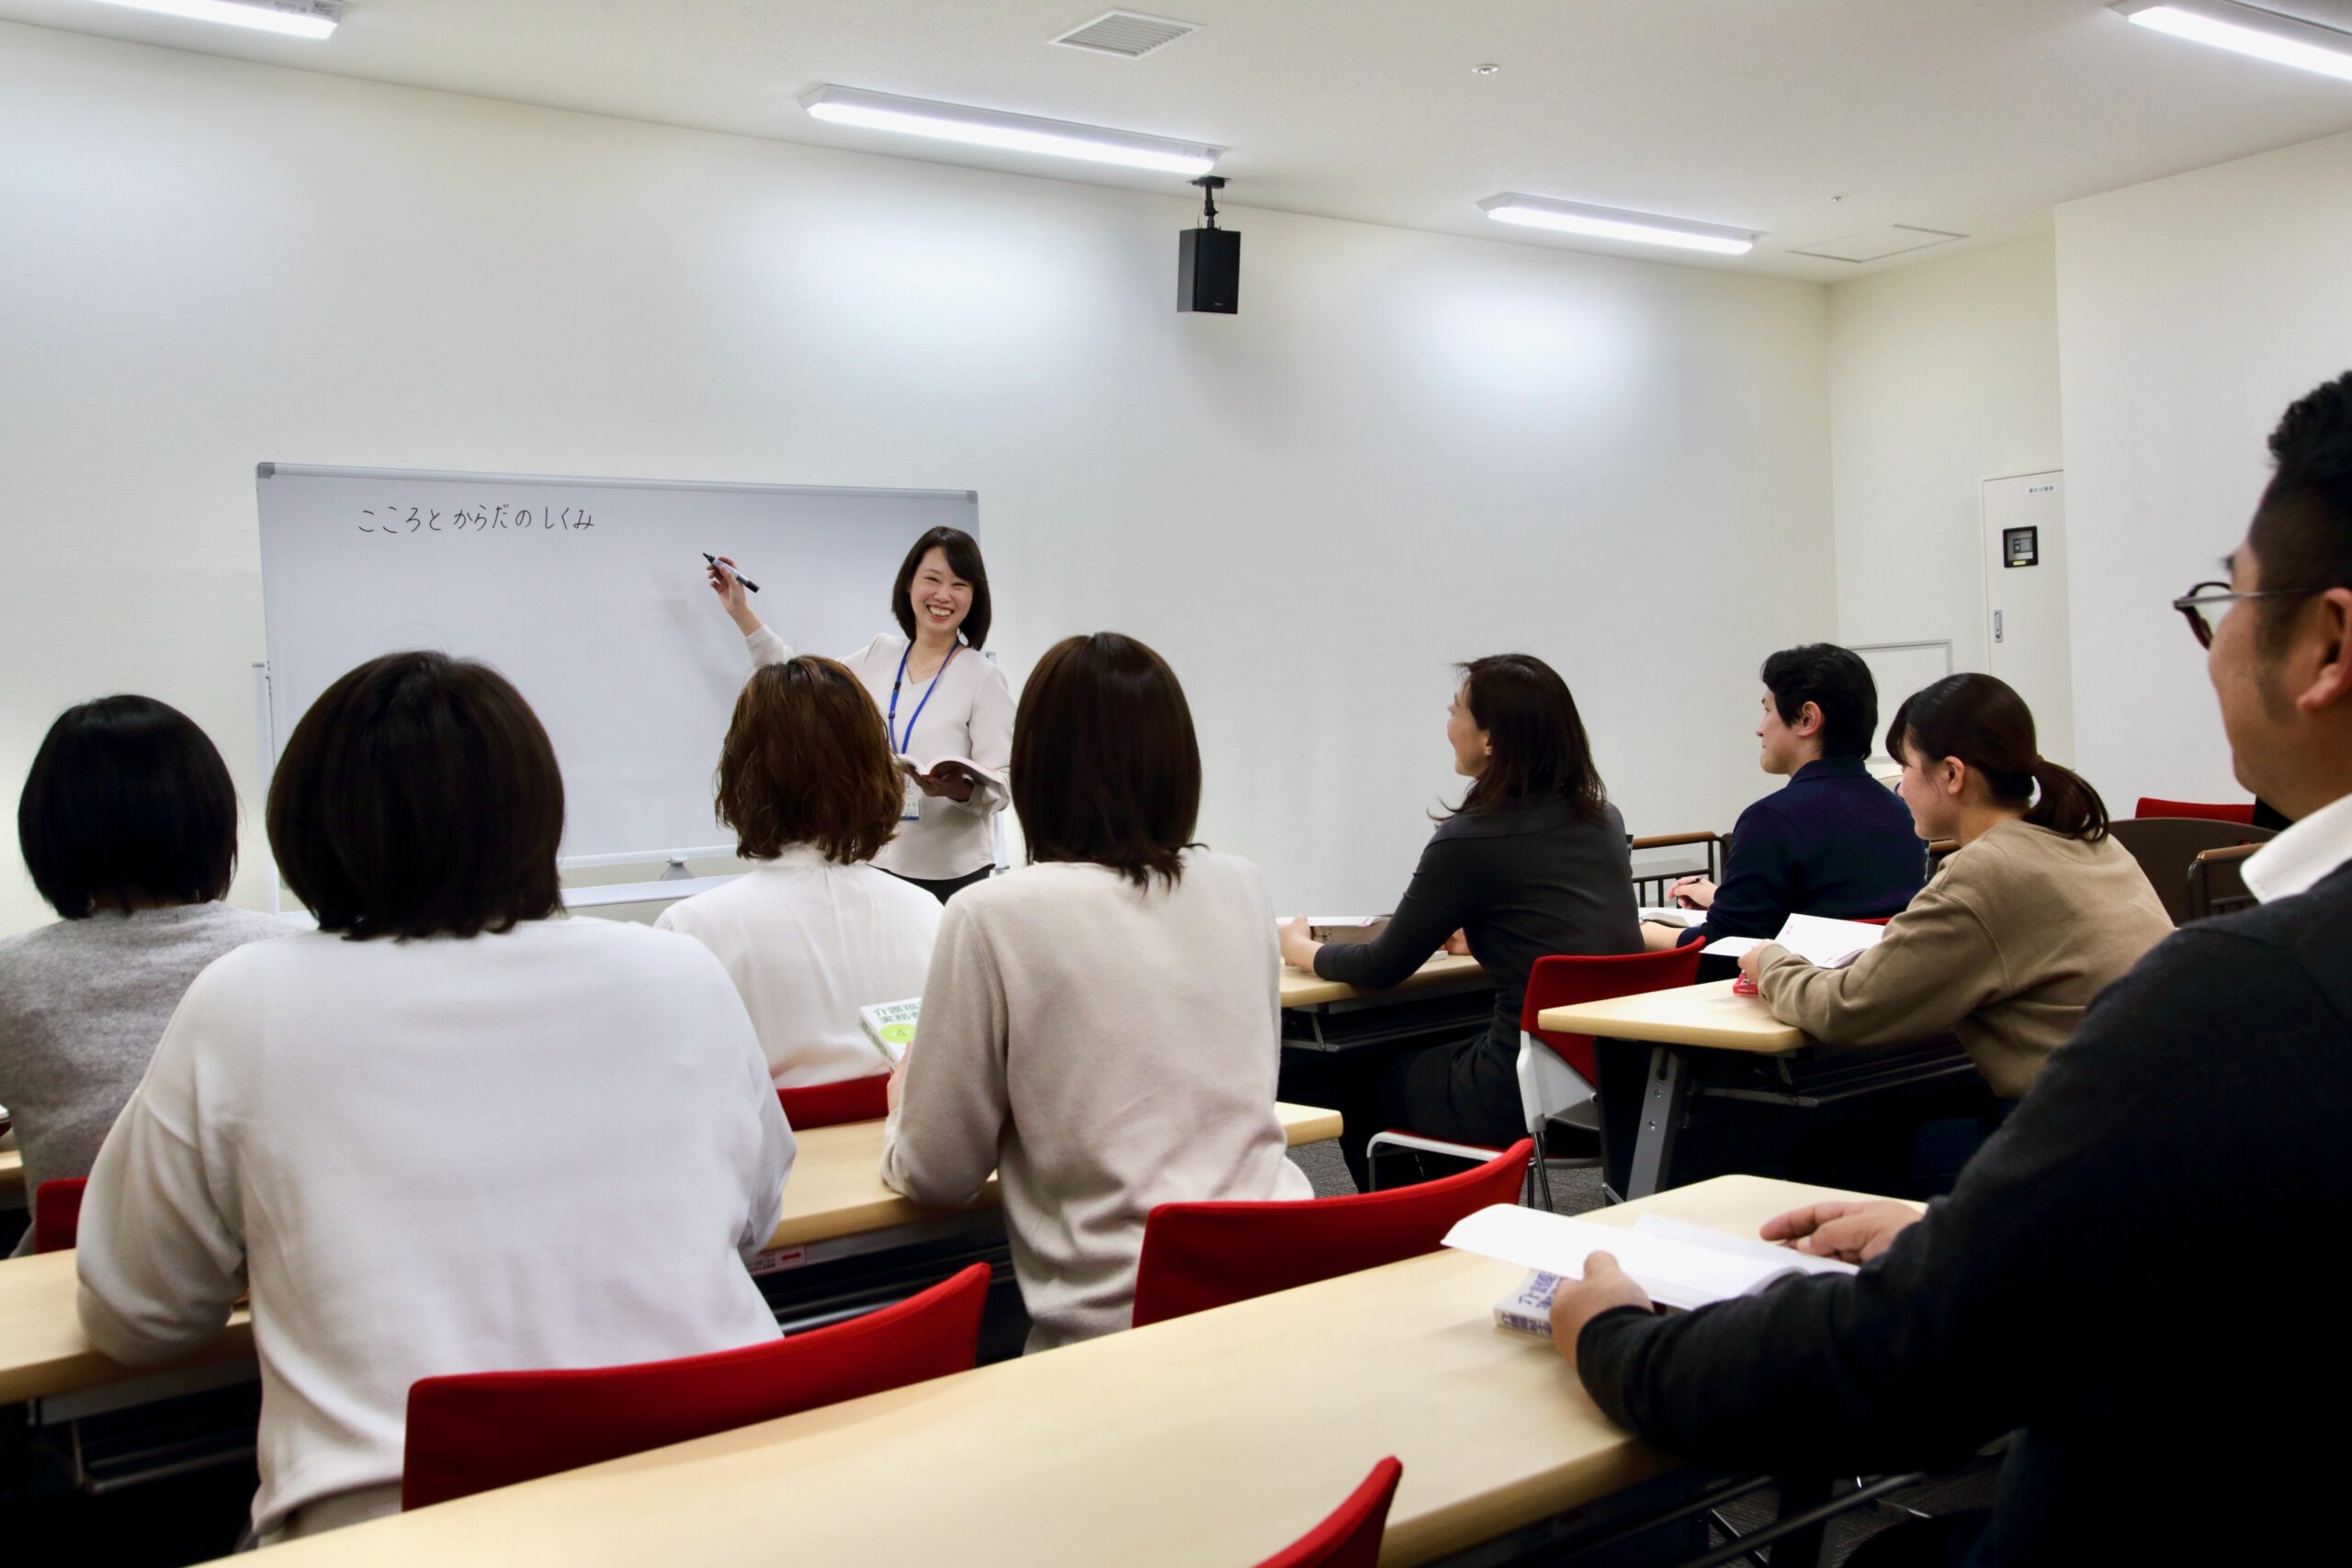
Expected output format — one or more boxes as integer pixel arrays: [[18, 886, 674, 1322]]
[[709, 526, 1012, 902]]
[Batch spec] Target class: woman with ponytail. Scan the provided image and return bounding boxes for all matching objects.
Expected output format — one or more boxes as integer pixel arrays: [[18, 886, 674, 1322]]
[[1736, 673, 2173, 1191]]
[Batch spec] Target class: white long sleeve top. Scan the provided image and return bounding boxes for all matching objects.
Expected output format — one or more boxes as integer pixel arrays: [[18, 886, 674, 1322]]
[[879, 851, 1313, 1350], [74, 918, 794, 1540], [657, 845, 943, 1086], [745, 625, 1013, 882]]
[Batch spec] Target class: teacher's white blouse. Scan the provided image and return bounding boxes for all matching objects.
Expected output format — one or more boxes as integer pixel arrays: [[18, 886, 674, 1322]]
[[746, 625, 1013, 883]]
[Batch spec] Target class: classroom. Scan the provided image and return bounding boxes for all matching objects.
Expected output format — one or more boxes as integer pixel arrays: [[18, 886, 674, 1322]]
[[2, 2, 2348, 1563]]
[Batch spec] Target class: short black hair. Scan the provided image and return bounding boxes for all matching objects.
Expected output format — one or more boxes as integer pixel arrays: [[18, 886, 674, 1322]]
[[2252, 370, 2352, 651], [18, 695, 238, 919], [891, 527, 991, 650], [267, 652, 564, 940], [1012, 632, 1201, 889], [1760, 644, 1878, 760]]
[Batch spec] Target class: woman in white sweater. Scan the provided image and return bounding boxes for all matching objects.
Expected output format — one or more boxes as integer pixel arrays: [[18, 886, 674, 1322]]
[[658, 655, 942, 1086], [709, 526, 1012, 902], [75, 653, 793, 1543], [880, 632, 1311, 1351]]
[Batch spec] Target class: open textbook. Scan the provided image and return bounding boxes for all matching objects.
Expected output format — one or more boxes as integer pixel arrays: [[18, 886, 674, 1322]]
[[1443, 1205, 1858, 1325], [1638, 906, 1705, 929], [1702, 912, 1888, 968], [896, 754, 1004, 792]]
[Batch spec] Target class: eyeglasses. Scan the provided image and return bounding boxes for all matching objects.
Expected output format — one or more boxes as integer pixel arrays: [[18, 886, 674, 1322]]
[[2172, 581, 2324, 649]]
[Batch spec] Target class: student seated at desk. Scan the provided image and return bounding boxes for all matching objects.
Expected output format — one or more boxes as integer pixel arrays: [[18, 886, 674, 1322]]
[[1279, 655, 1641, 1189], [880, 632, 1310, 1351], [1644, 644, 1924, 956], [1736, 672, 2171, 1192], [0, 696, 290, 1258], [75, 652, 793, 1543], [657, 656, 941, 1086], [1549, 370, 2352, 1567]]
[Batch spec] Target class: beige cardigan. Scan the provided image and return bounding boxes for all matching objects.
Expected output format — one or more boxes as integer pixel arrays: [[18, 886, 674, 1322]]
[[1754, 820, 2174, 1098]]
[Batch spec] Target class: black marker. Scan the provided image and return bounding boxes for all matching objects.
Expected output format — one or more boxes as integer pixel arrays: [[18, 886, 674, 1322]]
[[703, 552, 761, 593]]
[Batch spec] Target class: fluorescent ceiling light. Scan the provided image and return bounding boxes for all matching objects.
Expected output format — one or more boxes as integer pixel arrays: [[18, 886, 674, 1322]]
[[1478, 195, 1758, 255], [2112, 0, 2352, 82], [800, 86, 1220, 176], [77, 0, 341, 37]]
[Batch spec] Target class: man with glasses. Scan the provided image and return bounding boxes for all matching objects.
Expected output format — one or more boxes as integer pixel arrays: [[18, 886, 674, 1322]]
[[1544, 371, 2352, 1565]]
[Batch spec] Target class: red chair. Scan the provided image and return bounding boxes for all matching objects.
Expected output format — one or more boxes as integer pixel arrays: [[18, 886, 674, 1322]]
[[1255, 1457, 1404, 1568], [2136, 796, 2256, 826], [401, 1261, 990, 1510], [32, 1178, 86, 1255], [1129, 1140, 1532, 1328], [775, 1072, 890, 1129]]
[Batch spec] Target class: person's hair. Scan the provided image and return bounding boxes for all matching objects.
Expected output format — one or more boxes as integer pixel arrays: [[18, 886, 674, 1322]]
[[1760, 643, 1877, 760], [891, 526, 991, 651], [267, 651, 565, 940], [716, 656, 903, 864], [1011, 632, 1201, 889], [1885, 672, 2108, 841], [2251, 370, 2352, 653], [17, 695, 239, 919], [1449, 654, 1610, 823]]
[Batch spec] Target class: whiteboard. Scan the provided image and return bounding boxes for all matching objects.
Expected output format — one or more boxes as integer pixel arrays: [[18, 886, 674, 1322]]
[[1849, 640, 1955, 761], [255, 464, 978, 865]]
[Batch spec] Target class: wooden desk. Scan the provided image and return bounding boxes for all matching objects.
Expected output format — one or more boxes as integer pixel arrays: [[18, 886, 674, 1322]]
[[1279, 951, 1487, 1010], [1540, 978, 1805, 1054], [0, 1104, 1344, 1408], [203, 1175, 1871, 1568]]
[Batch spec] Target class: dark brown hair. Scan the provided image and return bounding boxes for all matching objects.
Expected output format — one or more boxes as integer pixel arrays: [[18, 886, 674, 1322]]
[[18, 694, 238, 919], [2251, 369, 2352, 652], [267, 651, 565, 940], [1760, 644, 1878, 760], [1012, 632, 1201, 889], [717, 656, 903, 864], [1885, 673, 2108, 841], [891, 527, 991, 651], [1450, 654, 1610, 823]]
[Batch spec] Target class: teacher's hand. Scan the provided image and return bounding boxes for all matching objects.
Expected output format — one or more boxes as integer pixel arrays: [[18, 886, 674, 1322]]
[[707, 556, 763, 637], [912, 764, 976, 803], [1277, 917, 1321, 973]]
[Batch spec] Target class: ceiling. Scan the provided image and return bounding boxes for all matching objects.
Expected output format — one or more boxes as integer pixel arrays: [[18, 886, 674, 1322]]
[[6, 0, 2352, 281]]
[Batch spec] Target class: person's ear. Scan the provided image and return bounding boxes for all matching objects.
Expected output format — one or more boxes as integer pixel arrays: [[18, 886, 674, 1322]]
[[2294, 588, 2352, 716], [1939, 758, 1968, 799], [1794, 701, 1825, 739]]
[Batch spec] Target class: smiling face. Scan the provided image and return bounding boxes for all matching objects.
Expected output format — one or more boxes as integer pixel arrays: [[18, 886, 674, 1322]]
[[1893, 736, 1965, 841], [1447, 680, 1490, 778], [907, 547, 973, 641]]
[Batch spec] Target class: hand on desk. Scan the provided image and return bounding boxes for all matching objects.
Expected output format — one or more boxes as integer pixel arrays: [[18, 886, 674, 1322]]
[[1547, 1253, 1655, 1371], [1760, 1200, 1919, 1264], [1277, 916, 1320, 973], [1736, 943, 1777, 983], [1668, 876, 1716, 910], [1441, 930, 1470, 957]]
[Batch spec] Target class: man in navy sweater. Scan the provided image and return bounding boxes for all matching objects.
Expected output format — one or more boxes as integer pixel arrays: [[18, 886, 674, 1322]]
[[1648, 644, 1925, 957], [1554, 372, 2352, 1564]]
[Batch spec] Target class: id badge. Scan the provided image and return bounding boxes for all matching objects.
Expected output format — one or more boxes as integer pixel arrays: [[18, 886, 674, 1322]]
[[900, 773, 924, 823]]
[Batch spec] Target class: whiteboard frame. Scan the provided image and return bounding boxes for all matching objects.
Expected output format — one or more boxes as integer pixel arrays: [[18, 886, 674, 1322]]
[[1848, 638, 1955, 763]]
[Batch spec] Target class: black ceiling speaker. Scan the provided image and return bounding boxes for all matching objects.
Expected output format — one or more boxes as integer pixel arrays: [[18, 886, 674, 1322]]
[[1179, 175, 1238, 314]]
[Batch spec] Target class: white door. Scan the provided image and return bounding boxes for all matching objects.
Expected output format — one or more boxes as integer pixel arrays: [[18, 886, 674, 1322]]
[[1981, 471, 2075, 763]]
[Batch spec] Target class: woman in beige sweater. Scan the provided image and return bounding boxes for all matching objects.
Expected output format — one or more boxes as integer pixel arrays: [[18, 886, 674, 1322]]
[[1738, 673, 2172, 1190], [878, 633, 1310, 1350]]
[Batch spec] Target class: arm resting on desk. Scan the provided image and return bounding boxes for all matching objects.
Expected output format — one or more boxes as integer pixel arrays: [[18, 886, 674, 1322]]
[[1752, 874, 2000, 1046], [1312, 837, 1474, 992], [880, 900, 1009, 1208]]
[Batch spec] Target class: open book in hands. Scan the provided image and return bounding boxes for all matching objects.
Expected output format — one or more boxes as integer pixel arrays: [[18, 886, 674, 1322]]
[[1443, 1204, 1858, 1330], [897, 754, 1004, 794], [858, 998, 921, 1066], [1703, 912, 1888, 969]]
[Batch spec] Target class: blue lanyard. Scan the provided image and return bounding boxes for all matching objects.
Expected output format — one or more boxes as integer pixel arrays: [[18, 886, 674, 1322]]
[[887, 641, 959, 756]]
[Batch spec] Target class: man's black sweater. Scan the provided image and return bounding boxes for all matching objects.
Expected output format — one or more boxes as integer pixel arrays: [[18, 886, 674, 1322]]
[[1578, 862, 2352, 1564]]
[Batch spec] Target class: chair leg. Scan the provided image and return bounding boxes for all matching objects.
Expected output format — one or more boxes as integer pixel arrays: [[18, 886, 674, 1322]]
[[1532, 1150, 1555, 1213]]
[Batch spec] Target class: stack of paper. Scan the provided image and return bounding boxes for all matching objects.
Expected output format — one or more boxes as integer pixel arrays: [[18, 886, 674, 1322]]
[[1444, 1204, 1856, 1317], [1703, 912, 1889, 968]]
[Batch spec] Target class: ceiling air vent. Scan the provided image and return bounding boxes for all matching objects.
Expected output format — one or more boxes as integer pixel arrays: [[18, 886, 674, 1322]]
[[1787, 225, 1967, 264], [1051, 11, 1203, 59]]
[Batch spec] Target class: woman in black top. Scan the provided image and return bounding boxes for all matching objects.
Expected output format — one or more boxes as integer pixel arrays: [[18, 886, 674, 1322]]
[[1280, 655, 1641, 1188]]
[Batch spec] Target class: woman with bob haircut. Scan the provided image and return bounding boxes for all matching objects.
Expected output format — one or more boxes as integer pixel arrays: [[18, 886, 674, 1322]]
[[709, 525, 1012, 903], [658, 655, 944, 1086], [75, 652, 793, 1544], [880, 632, 1311, 1350], [1281, 654, 1642, 1190], [1, 695, 290, 1256], [1736, 672, 2172, 1190]]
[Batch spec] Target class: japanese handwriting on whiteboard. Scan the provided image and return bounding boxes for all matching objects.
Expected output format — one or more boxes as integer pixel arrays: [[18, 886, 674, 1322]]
[[356, 503, 596, 536]]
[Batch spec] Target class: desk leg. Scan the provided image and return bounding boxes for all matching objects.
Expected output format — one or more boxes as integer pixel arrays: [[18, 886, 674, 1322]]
[[1623, 1046, 1690, 1200]]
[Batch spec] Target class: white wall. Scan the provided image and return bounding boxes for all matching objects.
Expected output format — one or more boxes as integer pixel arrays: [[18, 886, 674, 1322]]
[[0, 22, 1838, 936], [1826, 233, 2064, 704], [2056, 129, 2352, 809]]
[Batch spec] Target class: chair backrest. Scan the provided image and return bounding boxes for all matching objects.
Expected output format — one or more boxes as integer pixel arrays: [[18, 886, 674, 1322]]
[[401, 1261, 990, 1510], [2108, 818, 2277, 926], [775, 1073, 890, 1130], [1253, 1457, 1404, 1568], [1130, 1139, 1533, 1329], [2135, 796, 2256, 825], [32, 1178, 86, 1255], [2188, 842, 2264, 922], [1520, 947, 1704, 1083]]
